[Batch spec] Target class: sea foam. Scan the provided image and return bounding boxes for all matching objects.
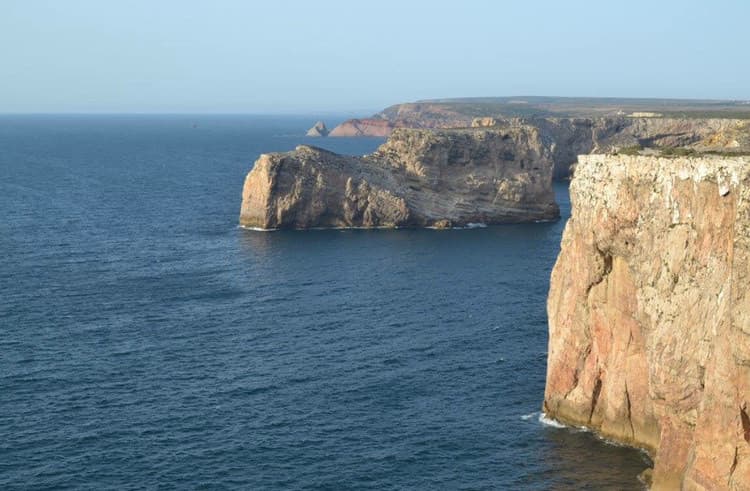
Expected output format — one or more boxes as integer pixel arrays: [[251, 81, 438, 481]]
[[538, 413, 566, 428]]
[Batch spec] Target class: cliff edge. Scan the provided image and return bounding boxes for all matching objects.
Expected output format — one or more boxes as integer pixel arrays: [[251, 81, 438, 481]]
[[545, 154, 750, 489], [240, 127, 559, 229]]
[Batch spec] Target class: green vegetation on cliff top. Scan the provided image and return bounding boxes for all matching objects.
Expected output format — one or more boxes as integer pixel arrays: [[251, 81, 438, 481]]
[[380, 96, 750, 119]]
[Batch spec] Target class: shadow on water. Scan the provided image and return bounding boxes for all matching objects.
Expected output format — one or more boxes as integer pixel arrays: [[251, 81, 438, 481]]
[[526, 422, 652, 489]]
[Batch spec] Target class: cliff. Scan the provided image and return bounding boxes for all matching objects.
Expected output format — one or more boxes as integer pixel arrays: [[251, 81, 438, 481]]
[[239, 127, 559, 229], [327, 99, 750, 179], [327, 118, 394, 137], [536, 117, 750, 179], [544, 154, 750, 489]]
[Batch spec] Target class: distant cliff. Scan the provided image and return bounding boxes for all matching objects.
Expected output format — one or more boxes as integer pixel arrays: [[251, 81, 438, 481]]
[[327, 118, 393, 137], [239, 127, 559, 229], [328, 100, 750, 179], [545, 154, 750, 489], [536, 117, 750, 179]]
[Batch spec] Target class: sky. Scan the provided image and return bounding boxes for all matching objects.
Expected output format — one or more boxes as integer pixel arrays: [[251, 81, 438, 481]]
[[2, 0, 749, 114]]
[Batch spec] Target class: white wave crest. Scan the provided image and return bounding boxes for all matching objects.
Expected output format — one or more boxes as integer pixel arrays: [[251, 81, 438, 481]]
[[538, 413, 566, 428], [238, 225, 277, 232]]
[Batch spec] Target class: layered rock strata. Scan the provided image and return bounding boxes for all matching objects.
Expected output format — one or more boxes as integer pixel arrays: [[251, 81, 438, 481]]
[[240, 127, 559, 229], [544, 154, 750, 489]]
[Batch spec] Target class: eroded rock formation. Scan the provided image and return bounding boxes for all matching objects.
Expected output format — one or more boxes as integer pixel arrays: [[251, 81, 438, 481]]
[[328, 101, 750, 179], [545, 154, 750, 489], [240, 127, 559, 229], [305, 121, 329, 137]]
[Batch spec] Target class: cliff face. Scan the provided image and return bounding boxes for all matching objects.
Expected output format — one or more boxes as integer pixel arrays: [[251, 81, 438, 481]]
[[537, 117, 750, 179], [239, 127, 559, 229], [327, 118, 394, 137], [329, 106, 750, 179], [545, 154, 750, 489]]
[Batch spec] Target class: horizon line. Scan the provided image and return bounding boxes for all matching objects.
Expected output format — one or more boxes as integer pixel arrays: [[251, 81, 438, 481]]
[[3, 94, 750, 116]]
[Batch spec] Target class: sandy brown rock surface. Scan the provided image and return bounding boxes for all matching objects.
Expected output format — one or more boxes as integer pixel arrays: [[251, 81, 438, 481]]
[[545, 154, 750, 489], [332, 112, 750, 179], [240, 127, 559, 229]]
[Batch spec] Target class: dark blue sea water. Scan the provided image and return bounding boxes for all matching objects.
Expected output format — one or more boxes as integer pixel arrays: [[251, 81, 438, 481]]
[[1, 115, 649, 490]]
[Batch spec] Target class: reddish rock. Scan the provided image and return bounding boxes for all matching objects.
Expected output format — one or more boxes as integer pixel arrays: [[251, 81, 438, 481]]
[[328, 119, 395, 137], [545, 154, 750, 489]]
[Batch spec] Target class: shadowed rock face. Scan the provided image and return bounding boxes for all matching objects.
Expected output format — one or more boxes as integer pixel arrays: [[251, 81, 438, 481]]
[[536, 117, 750, 179], [239, 127, 559, 229], [545, 154, 750, 489]]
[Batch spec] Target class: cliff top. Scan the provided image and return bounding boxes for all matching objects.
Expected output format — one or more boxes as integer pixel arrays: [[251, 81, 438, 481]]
[[576, 154, 750, 198], [382, 96, 750, 119]]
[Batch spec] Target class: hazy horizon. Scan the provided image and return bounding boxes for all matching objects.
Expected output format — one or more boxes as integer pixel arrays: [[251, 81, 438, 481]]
[[3, 0, 749, 114]]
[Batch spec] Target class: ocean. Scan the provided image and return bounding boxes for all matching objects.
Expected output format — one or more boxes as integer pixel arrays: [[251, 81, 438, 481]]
[[0, 115, 649, 489]]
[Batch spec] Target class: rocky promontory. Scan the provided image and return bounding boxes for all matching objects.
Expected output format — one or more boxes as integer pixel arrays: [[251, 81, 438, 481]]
[[545, 154, 750, 489], [327, 118, 394, 137], [240, 127, 559, 229], [326, 98, 750, 179]]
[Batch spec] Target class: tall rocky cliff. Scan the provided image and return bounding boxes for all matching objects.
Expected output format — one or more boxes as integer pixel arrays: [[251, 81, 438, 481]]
[[545, 154, 750, 489], [239, 127, 559, 229]]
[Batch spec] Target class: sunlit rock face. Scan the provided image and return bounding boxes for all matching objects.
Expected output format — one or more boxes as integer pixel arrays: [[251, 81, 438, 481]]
[[545, 154, 750, 489], [239, 127, 559, 229], [330, 105, 750, 179]]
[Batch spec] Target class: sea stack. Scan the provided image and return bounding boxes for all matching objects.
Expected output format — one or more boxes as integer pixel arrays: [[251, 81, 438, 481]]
[[305, 121, 329, 137], [239, 127, 559, 229], [544, 154, 750, 489]]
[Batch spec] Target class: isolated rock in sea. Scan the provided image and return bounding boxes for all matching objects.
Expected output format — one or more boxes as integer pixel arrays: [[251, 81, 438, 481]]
[[544, 154, 750, 489], [240, 127, 559, 229], [305, 121, 329, 137]]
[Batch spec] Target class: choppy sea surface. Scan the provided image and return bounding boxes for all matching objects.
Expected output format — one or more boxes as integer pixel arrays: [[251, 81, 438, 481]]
[[1, 115, 649, 489]]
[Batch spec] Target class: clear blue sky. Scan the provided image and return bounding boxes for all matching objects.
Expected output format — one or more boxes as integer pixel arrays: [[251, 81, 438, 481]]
[[2, 0, 748, 113]]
